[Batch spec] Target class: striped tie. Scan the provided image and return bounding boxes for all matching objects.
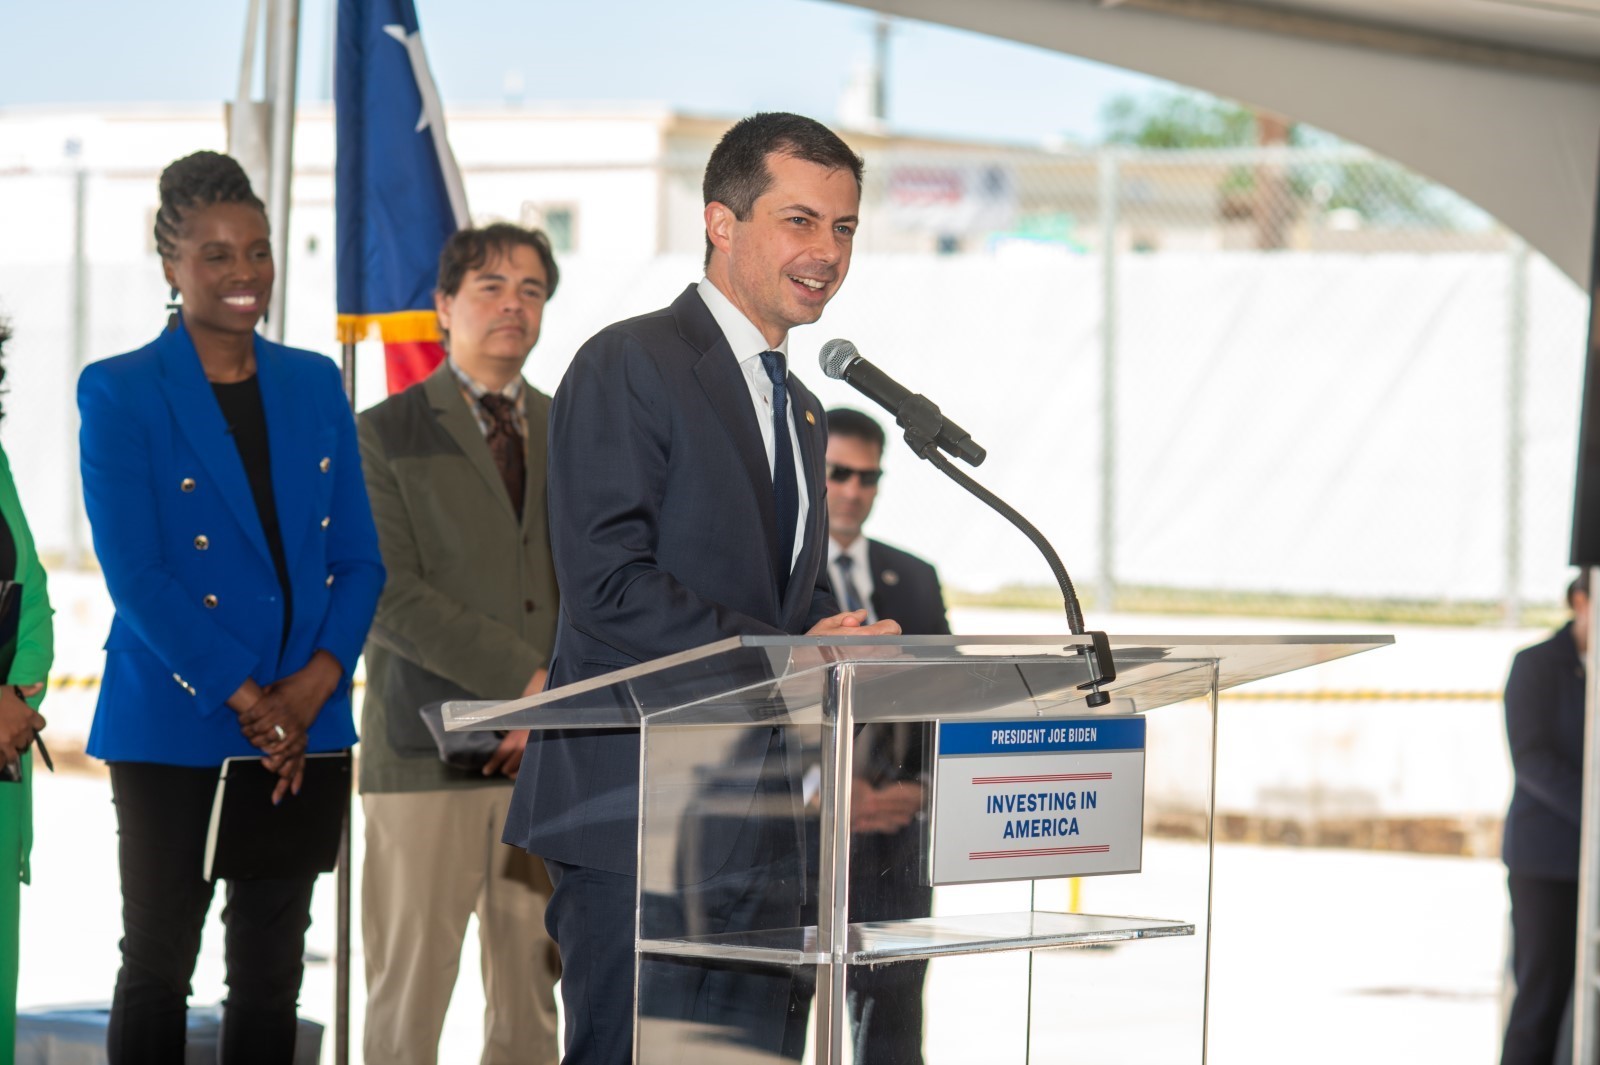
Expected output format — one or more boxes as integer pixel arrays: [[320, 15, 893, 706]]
[[834, 554, 867, 613]]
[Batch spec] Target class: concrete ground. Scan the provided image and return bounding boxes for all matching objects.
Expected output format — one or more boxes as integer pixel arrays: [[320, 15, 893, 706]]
[[18, 592, 1522, 1061], [18, 768, 1508, 1064]]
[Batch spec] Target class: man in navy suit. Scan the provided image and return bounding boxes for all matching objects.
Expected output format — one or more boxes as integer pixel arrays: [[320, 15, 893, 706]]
[[504, 113, 900, 1065], [821, 407, 949, 1064], [823, 408, 951, 643], [1501, 573, 1589, 1065]]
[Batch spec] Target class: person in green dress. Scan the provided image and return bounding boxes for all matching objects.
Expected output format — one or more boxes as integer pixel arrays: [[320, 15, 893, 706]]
[[0, 316, 55, 1061]]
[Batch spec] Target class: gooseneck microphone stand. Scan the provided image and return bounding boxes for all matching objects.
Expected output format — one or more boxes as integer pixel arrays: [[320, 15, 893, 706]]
[[892, 394, 1117, 706]]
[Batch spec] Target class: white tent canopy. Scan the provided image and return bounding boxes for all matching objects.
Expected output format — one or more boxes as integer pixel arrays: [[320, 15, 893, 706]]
[[858, 0, 1600, 286]]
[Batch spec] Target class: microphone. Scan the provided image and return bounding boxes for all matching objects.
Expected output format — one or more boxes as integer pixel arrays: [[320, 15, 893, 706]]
[[818, 339, 1115, 705], [818, 339, 986, 467]]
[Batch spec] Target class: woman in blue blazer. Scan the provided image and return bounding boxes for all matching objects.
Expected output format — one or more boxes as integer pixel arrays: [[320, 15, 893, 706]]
[[77, 152, 384, 1064]]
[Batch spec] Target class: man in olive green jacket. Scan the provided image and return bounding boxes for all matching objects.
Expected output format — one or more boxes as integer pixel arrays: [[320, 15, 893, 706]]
[[356, 224, 561, 1065]]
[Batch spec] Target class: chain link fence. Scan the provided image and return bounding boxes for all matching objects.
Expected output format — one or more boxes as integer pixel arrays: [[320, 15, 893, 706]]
[[664, 142, 1582, 622], [0, 139, 1585, 625]]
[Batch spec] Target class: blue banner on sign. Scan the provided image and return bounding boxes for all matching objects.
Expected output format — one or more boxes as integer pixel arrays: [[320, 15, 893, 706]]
[[939, 717, 1146, 756]]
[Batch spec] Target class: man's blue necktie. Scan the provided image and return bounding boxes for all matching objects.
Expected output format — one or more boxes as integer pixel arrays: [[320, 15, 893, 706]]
[[759, 351, 799, 593], [834, 553, 867, 613]]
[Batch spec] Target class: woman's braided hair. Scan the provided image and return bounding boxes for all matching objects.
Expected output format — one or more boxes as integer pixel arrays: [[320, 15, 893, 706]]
[[153, 151, 267, 261]]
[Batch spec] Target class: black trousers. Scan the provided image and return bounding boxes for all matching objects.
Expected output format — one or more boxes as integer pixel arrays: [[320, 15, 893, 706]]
[[107, 761, 317, 1065], [544, 855, 806, 1065], [845, 825, 931, 1065], [792, 819, 932, 1065], [543, 729, 806, 1065], [1502, 873, 1579, 1065]]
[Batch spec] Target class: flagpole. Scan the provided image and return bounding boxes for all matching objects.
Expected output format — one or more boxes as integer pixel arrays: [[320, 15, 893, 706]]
[[336, 797, 352, 1065], [341, 343, 357, 400], [264, 0, 300, 345], [264, 4, 346, 1057], [338, 336, 355, 1065]]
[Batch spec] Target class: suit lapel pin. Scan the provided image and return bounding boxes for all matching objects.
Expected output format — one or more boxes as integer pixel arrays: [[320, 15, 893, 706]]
[[881, 569, 900, 586], [805, 410, 816, 425]]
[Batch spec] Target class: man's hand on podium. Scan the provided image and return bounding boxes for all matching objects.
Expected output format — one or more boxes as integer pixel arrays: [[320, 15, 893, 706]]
[[807, 611, 901, 637], [851, 778, 923, 834], [484, 730, 529, 779]]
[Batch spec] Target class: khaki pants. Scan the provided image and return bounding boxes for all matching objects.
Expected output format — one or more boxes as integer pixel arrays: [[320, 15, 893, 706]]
[[362, 787, 560, 1065]]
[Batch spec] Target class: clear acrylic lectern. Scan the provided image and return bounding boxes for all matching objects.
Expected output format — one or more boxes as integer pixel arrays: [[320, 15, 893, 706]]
[[446, 633, 1390, 1064]]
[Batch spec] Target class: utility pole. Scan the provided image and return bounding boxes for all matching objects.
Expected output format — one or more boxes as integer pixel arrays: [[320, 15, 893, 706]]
[[66, 139, 89, 569], [1505, 237, 1529, 626], [872, 17, 892, 126], [1097, 149, 1121, 613]]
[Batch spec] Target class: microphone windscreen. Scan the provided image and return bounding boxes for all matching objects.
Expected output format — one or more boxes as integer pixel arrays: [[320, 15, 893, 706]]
[[818, 338, 858, 380]]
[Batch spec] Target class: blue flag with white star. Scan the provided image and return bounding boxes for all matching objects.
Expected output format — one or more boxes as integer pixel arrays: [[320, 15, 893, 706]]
[[335, 0, 468, 391]]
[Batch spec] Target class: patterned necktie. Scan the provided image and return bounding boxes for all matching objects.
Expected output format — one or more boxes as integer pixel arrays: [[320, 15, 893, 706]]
[[478, 393, 525, 521], [758, 351, 798, 592], [834, 554, 867, 613]]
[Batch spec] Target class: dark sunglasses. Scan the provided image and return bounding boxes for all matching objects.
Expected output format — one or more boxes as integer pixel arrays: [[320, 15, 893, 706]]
[[826, 463, 883, 488]]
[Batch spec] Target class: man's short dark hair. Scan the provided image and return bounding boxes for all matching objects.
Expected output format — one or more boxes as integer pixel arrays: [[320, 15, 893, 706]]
[[826, 407, 885, 452], [437, 222, 560, 300], [1569, 571, 1591, 608], [702, 112, 865, 267]]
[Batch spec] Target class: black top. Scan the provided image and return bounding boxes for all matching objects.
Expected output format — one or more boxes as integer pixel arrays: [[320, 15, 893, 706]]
[[211, 376, 292, 654], [0, 504, 17, 676], [0, 499, 15, 581]]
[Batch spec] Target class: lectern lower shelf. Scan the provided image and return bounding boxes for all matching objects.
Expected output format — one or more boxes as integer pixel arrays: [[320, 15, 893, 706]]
[[636, 909, 1194, 966]]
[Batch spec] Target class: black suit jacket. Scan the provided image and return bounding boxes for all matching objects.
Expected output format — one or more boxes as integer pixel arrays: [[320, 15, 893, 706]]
[[839, 539, 950, 785], [1502, 621, 1586, 881], [861, 539, 950, 639], [505, 285, 838, 876], [836, 539, 948, 923]]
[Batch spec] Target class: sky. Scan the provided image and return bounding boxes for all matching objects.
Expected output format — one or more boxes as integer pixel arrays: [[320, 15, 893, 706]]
[[0, 0, 1173, 145]]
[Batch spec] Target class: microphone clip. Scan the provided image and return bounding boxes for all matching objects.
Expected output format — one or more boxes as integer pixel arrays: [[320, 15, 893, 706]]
[[895, 394, 949, 461], [1075, 631, 1116, 708]]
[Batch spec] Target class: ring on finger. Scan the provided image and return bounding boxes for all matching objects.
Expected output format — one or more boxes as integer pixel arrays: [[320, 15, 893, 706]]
[[273, 724, 287, 741]]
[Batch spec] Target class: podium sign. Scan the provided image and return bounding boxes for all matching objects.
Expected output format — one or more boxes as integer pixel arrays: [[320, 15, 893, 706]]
[[931, 717, 1146, 885]]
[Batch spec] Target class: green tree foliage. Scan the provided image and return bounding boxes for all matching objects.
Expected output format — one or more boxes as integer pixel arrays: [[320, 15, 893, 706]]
[[1098, 90, 1474, 231], [1101, 91, 1259, 149]]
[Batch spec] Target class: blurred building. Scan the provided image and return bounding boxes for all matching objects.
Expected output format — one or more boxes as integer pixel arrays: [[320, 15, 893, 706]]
[[0, 102, 1508, 269]]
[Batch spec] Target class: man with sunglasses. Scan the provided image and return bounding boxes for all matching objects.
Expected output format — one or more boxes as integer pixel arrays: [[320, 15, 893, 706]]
[[823, 406, 949, 1064], [825, 408, 949, 640]]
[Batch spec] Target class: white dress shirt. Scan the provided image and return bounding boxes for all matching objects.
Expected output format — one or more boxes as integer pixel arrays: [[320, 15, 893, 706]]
[[696, 277, 810, 574], [445, 357, 526, 438], [827, 536, 876, 624]]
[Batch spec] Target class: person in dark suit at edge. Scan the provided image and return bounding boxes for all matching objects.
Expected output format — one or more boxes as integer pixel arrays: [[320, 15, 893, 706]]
[[1500, 572, 1589, 1065], [503, 113, 900, 1065], [821, 406, 949, 1064]]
